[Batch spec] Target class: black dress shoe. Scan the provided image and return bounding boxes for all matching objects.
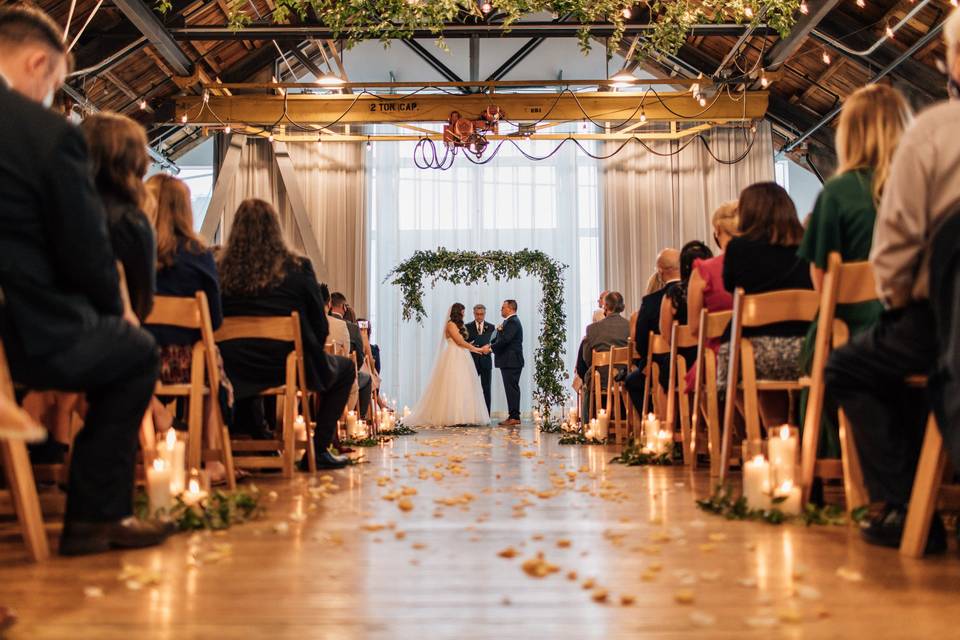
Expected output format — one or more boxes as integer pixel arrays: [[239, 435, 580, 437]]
[[60, 516, 170, 556], [315, 450, 349, 469], [860, 503, 947, 555]]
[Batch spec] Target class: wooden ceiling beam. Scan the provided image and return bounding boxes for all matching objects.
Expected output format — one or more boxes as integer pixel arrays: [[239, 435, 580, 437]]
[[168, 90, 768, 126]]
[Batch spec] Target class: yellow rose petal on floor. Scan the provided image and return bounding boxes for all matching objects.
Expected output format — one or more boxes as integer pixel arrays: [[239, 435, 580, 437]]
[[397, 498, 414, 512], [497, 547, 518, 559], [674, 589, 695, 605], [556, 539, 571, 548], [591, 588, 608, 603], [581, 578, 595, 589], [620, 594, 636, 606]]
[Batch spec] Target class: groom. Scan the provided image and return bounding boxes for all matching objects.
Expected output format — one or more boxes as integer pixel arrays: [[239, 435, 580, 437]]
[[466, 304, 495, 413], [490, 299, 523, 426]]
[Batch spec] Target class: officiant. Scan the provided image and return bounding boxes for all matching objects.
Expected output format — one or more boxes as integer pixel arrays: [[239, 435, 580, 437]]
[[466, 304, 495, 412]]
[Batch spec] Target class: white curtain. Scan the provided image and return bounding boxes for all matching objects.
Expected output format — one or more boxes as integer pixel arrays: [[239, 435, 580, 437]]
[[602, 122, 774, 312], [217, 138, 367, 313], [368, 137, 602, 416]]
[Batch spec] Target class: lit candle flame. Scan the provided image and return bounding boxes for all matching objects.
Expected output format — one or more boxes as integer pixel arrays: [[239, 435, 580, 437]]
[[166, 428, 176, 448], [779, 425, 791, 440]]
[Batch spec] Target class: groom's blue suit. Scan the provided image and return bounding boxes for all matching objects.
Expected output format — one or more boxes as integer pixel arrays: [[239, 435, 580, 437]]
[[491, 315, 523, 421]]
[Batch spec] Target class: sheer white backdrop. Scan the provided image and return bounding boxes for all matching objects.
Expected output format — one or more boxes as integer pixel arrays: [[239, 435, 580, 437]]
[[368, 135, 602, 417]]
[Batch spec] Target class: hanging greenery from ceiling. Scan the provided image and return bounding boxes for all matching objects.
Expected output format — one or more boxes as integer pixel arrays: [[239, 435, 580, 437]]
[[158, 0, 802, 61]]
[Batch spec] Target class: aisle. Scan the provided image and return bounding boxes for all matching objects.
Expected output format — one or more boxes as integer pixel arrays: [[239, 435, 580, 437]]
[[1, 425, 958, 639]]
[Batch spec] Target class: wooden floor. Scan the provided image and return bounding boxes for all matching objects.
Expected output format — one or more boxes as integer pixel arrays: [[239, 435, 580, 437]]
[[1, 425, 958, 639]]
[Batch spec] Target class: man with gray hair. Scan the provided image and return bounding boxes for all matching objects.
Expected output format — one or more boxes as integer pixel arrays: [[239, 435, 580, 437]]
[[579, 292, 630, 420], [825, 6, 960, 554], [466, 304, 495, 412]]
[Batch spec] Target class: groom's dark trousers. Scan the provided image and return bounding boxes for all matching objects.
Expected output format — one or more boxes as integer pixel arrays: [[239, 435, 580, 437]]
[[491, 315, 524, 421]]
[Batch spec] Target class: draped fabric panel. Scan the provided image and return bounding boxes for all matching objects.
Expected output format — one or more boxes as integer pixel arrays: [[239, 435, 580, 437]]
[[602, 123, 774, 312], [216, 138, 368, 314]]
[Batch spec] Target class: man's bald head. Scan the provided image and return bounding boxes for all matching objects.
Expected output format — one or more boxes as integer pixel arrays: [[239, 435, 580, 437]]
[[656, 248, 680, 281]]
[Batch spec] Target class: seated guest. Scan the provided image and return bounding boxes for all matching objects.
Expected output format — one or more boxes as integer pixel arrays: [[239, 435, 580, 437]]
[[624, 249, 680, 412], [591, 291, 608, 324], [718, 182, 812, 427], [579, 291, 630, 418], [217, 199, 354, 470], [0, 5, 165, 554], [659, 241, 714, 342], [329, 292, 372, 418], [80, 112, 155, 322], [143, 175, 234, 481], [358, 318, 381, 373], [825, 8, 960, 552], [684, 201, 738, 391], [798, 84, 909, 458]]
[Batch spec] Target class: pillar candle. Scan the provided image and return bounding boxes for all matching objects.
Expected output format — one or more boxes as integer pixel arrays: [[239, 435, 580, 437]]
[[295, 414, 308, 442], [742, 454, 771, 510], [596, 409, 610, 441], [159, 429, 186, 496], [182, 476, 208, 508], [146, 458, 172, 516], [644, 413, 660, 451], [657, 429, 673, 456], [768, 425, 798, 485], [345, 410, 358, 437], [773, 480, 801, 515]]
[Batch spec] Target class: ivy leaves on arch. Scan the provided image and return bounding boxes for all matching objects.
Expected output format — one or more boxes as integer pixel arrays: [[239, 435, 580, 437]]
[[386, 248, 569, 417]]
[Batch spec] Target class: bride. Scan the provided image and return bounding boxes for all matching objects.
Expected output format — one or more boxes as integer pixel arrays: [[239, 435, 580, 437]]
[[404, 303, 492, 427]]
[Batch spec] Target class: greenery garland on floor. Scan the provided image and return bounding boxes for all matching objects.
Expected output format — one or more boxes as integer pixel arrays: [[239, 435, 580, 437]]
[[696, 484, 871, 527], [157, 1, 802, 62], [135, 487, 264, 531], [379, 424, 418, 437], [558, 432, 604, 445], [609, 441, 672, 466], [387, 248, 568, 418]]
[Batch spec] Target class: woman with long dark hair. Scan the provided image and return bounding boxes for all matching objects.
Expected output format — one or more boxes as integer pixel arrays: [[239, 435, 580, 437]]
[[80, 112, 155, 321], [403, 302, 492, 427], [217, 199, 355, 469]]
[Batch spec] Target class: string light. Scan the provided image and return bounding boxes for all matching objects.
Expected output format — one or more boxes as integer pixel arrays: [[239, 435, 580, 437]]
[[480, 2, 492, 13], [139, 98, 147, 110], [885, 23, 895, 39], [744, 6, 754, 18], [639, 107, 647, 123], [799, 1, 809, 15], [759, 70, 770, 88], [698, 94, 707, 107], [366, 137, 372, 151], [180, 114, 187, 124], [821, 50, 832, 65], [856, 0, 865, 7], [267, 131, 274, 142], [621, 7, 632, 19], [224, 125, 232, 134]]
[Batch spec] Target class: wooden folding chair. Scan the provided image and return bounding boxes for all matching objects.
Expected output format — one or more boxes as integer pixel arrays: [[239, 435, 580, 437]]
[[588, 349, 613, 423], [0, 341, 49, 561], [718, 289, 819, 484], [666, 322, 698, 465], [146, 292, 238, 490], [607, 345, 632, 443], [641, 332, 669, 419], [900, 407, 958, 558], [215, 313, 314, 477], [691, 310, 732, 477], [799, 253, 875, 506]]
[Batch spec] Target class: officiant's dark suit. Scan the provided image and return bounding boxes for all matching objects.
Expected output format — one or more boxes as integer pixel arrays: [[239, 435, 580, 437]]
[[491, 310, 524, 423], [466, 319, 495, 412]]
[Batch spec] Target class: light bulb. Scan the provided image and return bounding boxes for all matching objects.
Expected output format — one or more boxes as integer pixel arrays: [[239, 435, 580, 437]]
[[621, 7, 632, 19], [759, 71, 770, 89], [180, 114, 187, 124], [822, 50, 831, 65], [139, 98, 147, 110], [885, 24, 895, 39], [224, 125, 232, 134], [366, 140, 372, 150], [698, 95, 707, 107], [268, 132, 274, 142], [856, 0, 865, 7], [744, 6, 754, 18], [799, 1, 809, 14], [639, 109, 647, 123], [480, 2, 492, 13]]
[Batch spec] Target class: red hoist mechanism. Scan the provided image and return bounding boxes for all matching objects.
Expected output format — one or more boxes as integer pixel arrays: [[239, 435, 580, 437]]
[[442, 106, 503, 157]]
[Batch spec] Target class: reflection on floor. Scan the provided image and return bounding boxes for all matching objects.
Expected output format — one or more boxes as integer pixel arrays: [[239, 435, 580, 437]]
[[1, 424, 958, 639]]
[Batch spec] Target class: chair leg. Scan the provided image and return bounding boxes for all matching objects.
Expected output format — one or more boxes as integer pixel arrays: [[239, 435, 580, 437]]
[[837, 408, 869, 514], [186, 349, 206, 471], [0, 439, 49, 561], [282, 356, 297, 478], [139, 408, 156, 467], [900, 413, 947, 558]]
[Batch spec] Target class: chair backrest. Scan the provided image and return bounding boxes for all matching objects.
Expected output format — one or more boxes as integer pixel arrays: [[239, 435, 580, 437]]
[[672, 324, 698, 350], [591, 349, 613, 368], [703, 310, 732, 339], [146, 295, 203, 329], [215, 315, 298, 343], [835, 255, 878, 305], [650, 333, 670, 356], [609, 345, 631, 368], [738, 288, 820, 328]]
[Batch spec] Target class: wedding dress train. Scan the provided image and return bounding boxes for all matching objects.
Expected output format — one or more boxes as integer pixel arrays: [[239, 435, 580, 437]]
[[404, 336, 491, 428]]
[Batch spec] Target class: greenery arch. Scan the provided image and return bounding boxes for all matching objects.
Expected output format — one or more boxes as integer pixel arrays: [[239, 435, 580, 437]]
[[386, 248, 568, 418]]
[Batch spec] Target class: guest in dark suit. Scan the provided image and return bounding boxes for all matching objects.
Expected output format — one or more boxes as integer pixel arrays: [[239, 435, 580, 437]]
[[329, 292, 372, 418], [0, 5, 166, 555], [217, 199, 354, 470], [466, 304, 496, 412], [490, 299, 523, 426], [580, 292, 631, 418], [80, 112, 156, 322], [624, 249, 680, 412]]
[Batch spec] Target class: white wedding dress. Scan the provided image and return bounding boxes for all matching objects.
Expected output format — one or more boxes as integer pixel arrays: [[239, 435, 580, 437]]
[[404, 320, 491, 428]]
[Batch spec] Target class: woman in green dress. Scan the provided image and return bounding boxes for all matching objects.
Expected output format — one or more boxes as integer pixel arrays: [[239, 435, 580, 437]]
[[798, 84, 912, 460]]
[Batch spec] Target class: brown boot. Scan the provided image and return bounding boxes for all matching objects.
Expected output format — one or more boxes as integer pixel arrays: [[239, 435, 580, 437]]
[[60, 517, 171, 556]]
